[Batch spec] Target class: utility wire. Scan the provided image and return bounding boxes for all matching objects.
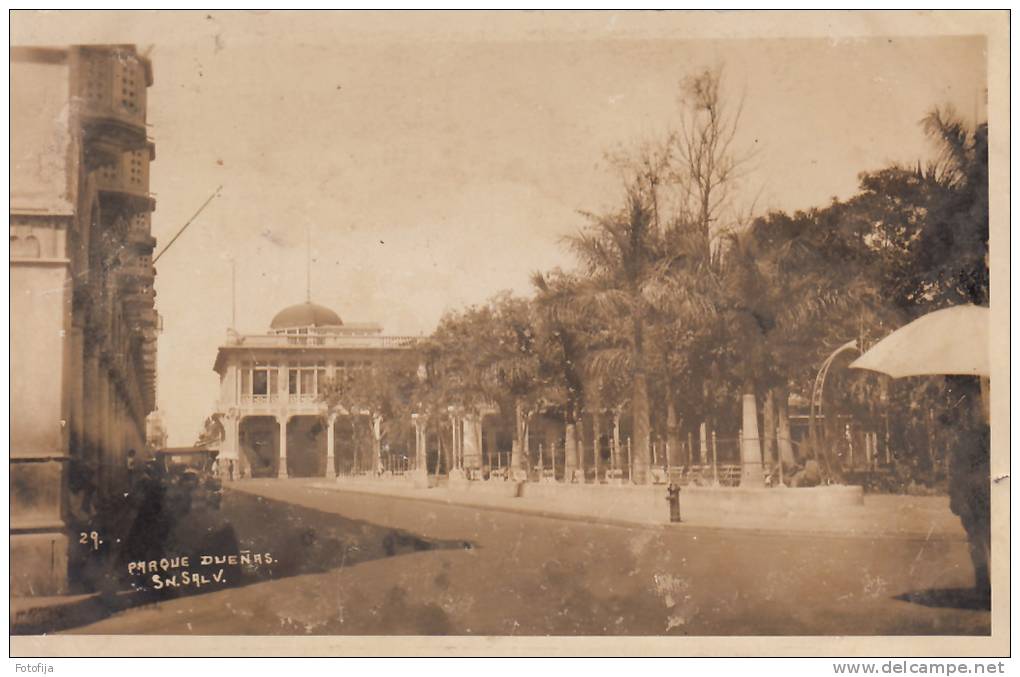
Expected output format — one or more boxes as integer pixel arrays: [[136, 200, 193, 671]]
[[153, 185, 222, 263]]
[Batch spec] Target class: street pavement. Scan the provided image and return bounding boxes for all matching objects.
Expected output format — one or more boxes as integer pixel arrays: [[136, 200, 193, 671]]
[[68, 479, 990, 636]]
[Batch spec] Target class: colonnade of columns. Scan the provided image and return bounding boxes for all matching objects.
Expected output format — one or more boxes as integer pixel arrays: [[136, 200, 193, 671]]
[[216, 405, 765, 487], [220, 409, 389, 480]]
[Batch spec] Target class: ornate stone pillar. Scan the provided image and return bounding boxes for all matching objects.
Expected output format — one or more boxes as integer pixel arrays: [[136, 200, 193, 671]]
[[452, 417, 460, 470], [740, 392, 764, 488], [410, 414, 428, 487], [462, 414, 482, 475], [221, 411, 239, 480], [325, 413, 336, 479], [372, 413, 383, 475], [448, 414, 466, 483], [276, 413, 289, 479], [236, 417, 251, 480]]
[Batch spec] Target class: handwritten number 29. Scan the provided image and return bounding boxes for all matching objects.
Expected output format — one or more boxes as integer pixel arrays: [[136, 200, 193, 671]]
[[79, 531, 101, 550]]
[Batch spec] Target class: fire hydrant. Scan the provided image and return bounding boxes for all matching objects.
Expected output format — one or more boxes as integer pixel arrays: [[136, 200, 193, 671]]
[[666, 483, 682, 523]]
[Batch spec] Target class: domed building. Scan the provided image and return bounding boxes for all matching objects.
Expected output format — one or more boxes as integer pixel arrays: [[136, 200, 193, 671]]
[[212, 300, 418, 479], [269, 301, 343, 332]]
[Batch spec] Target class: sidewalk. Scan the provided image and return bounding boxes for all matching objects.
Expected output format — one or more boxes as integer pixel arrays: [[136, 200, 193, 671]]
[[233, 476, 967, 541]]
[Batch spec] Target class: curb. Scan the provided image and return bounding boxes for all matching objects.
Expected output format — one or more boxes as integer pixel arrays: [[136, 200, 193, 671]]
[[231, 481, 966, 543], [11, 590, 144, 636]]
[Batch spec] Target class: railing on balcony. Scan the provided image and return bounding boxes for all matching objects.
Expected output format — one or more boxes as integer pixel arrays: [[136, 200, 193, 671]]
[[240, 394, 280, 406], [229, 334, 419, 349], [237, 393, 330, 409]]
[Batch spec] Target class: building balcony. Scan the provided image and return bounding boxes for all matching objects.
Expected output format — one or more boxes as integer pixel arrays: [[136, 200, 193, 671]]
[[127, 308, 160, 332], [95, 145, 155, 209], [126, 212, 156, 249], [120, 264, 156, 285], [126, 225, 157, 252], [73, 46, 152, 156], [122, 288, 156, 311], [237, 392, 329, 414], [229, 333, 419, 350], [115, 257, 156, 285], [239, 394, 281, 407]]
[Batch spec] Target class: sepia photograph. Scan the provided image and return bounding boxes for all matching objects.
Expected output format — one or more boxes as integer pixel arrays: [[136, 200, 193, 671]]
[[8, 9, 1009, 659]]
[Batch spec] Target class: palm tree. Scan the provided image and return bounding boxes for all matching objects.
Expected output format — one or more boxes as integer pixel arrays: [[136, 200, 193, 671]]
[[918, 107, 988, 308], [567, 184, 661, 484], [717, 206, 879, 484], [532, 269, 588, 481], [643, 213, 727, 469]]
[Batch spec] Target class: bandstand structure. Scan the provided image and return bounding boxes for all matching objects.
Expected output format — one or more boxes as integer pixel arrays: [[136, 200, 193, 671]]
[[212, 301, 424, 478]]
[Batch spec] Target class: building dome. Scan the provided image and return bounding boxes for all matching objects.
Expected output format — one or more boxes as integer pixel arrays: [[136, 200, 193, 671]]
[[270, 302, 343, 330]]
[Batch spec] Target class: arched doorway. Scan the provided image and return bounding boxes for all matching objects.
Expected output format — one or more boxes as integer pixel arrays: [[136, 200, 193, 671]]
[[239, 416, 278, 478], [287, 416, 327, 478]]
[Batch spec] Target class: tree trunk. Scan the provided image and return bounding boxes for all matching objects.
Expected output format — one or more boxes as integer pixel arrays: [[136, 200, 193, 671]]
[[739, 380, 764, 487], [822, 399, 842, 482], [666, 392, 682, 469], [775, 386, 795, 466], [592, 411, 602, 479], [632, 370, 651, 484], [763, 389, 777, 469]]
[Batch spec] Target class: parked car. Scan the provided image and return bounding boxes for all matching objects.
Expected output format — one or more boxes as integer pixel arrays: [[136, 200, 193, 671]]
[[155, 447, 223, 512]]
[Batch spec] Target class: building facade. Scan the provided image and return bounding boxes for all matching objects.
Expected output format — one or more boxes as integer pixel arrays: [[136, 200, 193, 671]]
[[213, 302, 421, 479], [11, 45, 159, 596]]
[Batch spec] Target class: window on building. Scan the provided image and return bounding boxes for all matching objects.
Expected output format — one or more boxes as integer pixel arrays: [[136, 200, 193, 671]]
[[288, 362, 325, 396], [241, 363, 278, 398], [253, 369, 268, 395]]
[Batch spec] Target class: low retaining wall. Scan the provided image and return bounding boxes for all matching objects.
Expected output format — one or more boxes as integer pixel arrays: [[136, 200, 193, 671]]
[[326, 474, 864, 519], [522, 482, 863, 516]]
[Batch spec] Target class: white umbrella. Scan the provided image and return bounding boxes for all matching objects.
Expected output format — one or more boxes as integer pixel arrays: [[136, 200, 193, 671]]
[[849, 305, 990, 378]]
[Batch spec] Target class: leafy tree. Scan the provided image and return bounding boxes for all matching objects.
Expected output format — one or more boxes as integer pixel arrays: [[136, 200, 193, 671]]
[[195, 413, 225, 448], [319, 355, 419, 474], [483, 293, 549, 475]]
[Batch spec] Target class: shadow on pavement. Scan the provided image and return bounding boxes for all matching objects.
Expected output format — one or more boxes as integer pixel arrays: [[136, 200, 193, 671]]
[[15, 488, 473, 635], [894, 587, 991, 611]]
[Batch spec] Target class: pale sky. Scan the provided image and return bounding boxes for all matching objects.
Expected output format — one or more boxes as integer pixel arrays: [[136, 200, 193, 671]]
[[11, 11, 987, 445]]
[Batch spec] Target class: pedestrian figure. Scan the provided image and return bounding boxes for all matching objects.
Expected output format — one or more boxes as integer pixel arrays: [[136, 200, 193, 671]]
[[944, 376, 991, 601], [126, 449, 137, 490], [228, 459, 235, 482], [666, 483, 682, 522]]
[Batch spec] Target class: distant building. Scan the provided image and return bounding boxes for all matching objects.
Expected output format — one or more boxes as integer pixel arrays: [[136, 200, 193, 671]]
[[146, 409, 168, 453], [212, 301, 419, 478], [10, 45, 159, 596]]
